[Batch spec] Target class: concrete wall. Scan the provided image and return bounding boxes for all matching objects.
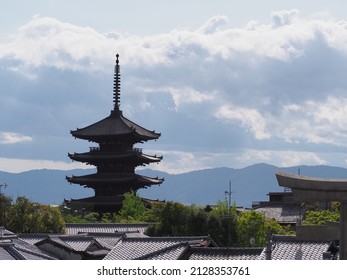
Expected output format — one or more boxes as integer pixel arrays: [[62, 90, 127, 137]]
[[296, 222, 339, 241]]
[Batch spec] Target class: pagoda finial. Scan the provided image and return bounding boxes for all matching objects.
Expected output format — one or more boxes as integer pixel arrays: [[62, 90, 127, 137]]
[[113, 53, 121, 110]]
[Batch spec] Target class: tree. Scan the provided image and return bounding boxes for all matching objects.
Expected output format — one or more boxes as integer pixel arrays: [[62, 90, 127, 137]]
[[118, 191, 147, 222], [237, 210, 267, 247], [303, 209, 340, 225], [149, 201, 189, 236], [186, 206, 208, 236], [145, 201, 239, 246], [0, 193, 12, 226], [237, 210, 289, 247], [6, 196, 65, 233], [209, 199, 230, 216]]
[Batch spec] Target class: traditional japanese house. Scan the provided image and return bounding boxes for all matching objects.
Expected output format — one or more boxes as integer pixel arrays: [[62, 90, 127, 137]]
[[66, 54, 163, 213]]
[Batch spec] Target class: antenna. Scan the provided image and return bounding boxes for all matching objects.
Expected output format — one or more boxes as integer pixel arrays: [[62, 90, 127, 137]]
[[225, 180, 233, 246], [225, 180, 232, 209], [113, 53, 121, 110]]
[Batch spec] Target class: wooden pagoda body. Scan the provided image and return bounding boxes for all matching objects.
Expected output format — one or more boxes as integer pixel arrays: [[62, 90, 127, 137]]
[[66, 55, 163, 213]]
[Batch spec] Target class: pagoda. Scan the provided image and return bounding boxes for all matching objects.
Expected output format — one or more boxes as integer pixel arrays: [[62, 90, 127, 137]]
[[66, 54, 164, 213]]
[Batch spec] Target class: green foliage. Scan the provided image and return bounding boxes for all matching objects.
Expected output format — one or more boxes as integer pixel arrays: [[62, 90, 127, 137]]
[[5, 196, 65, 233], [62, 214, 88, 223], [146, 201, 189, 236], [58, 191, 288, 248], [118, 190, 147, 222], [236, 210, 289, 247], [145, 201, 239, 246], [0, 194, 12, 226], [237, 210, 266, 247], [209, 199, 230, 216], [303, 209, 340, 225]]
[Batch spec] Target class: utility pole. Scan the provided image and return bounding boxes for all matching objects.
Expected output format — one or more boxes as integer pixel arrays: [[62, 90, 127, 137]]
[[0, 183, 8, 226], [225, 180, 232, 246]]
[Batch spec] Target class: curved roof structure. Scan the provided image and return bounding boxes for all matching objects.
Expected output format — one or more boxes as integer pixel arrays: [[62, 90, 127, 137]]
[[67, 54, 163, 213], [70, 111, 161, 143], [275, 170, 347, 201], [68, 150, 162, 165], [66, 173, 164, 188]]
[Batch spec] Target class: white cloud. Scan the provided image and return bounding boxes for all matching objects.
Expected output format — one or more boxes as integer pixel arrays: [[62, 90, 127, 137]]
[[3, 12, 347, 172], [143, 150, 213, 174], [215, 105, 271, 140], [197, 15, 229, 34], [269, 96, 347, 146], [236, 149, 327, 167], [0, 157, 92, 173], [0, 17, 113, 72], [0, 132, 32, 144], [271, 9, 300, 28]]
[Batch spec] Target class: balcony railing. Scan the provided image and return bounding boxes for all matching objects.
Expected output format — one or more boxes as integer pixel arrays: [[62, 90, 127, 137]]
[[89, 146, 143, 153]]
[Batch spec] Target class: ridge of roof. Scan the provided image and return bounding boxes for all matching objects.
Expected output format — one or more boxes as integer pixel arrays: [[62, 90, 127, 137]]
[[5, 244, 27, 260], [135, 243, 189, 260], [71, 111, 160, 141], [122, 236, 212, 242]]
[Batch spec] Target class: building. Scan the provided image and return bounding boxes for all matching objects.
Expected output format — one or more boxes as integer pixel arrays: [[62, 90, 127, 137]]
[[0, 227, 57, 260], [66, 54, 164, 213], [253, 191, 302, 230]]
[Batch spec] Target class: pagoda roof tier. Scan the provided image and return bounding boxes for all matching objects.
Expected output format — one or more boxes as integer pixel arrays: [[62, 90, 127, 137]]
[[68, 150, 162, 165], [67, 195, 165, 209], [69, 195, 125, 207], [70, 110, 160, 143], [66, 173, 164, 188]]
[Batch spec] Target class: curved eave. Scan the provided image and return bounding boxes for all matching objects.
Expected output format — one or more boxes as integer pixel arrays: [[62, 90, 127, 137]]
[[68, 152, 162, 164], [69, 195, 125, 206], [66, 173, 164, 187], [70, 111, 160, 142], [71, 131, 159, 143], [276, 170, 347, 192]]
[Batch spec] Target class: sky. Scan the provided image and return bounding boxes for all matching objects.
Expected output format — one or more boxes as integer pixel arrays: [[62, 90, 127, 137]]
[[2, 1, 347, 174]]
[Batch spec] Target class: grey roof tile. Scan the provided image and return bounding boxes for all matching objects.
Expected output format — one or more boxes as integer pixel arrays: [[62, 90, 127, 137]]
[[258, 235, 330, 260], [0, 246, 17, 260], [104, 236, 212, 260], [255, 205, 301, 224], [36, 235, 111, 252], [138, 244, 188, 260], [65, 223, 150, 235], [188, 247, 262, 260], [0, 238, 57, 260], [85, 232, 124, 247]]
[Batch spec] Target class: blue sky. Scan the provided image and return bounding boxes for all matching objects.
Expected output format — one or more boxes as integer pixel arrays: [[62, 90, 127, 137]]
[[2, 1, 347, 173]]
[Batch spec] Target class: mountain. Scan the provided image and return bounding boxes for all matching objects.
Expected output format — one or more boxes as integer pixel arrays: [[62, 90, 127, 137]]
[[2, 164, 347, 207], [0, 169, 94, 205], [140, 164, 347, 207]]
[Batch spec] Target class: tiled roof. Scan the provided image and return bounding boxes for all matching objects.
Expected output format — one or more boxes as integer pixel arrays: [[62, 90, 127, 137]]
[[188, 247, 263, 260], [0, 243, 17, 260], [255, 205, 301, 224], [67, 173, 163, 188], [65, 223, 151, 235], [0, 238, 57, 260], [104, 236, 213, 260], [258, 235, 331, 260], [18, 233, 52, 245], [71, 111, 160, 142], [138, 243, 188, 260], [36, 234, 113, 252], [85, 232, 125, 247], [60, 235, 98, 251]]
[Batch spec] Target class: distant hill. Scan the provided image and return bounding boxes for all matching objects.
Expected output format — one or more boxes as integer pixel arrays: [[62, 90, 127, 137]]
[[139, 163, 347, 207], [0, 169, 94, 205], [2, 164, 347, 207]]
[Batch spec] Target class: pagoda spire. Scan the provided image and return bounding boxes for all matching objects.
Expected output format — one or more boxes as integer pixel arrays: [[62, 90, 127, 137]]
[[113, 54, 121, 111]]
